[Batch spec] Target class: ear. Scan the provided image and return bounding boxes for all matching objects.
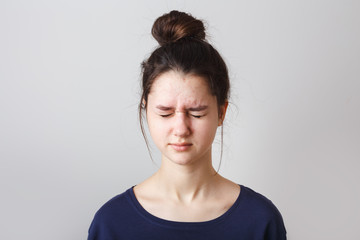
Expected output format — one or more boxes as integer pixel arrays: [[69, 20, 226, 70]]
[[218, 101, 229, 126], [141, 98, 146, 109]]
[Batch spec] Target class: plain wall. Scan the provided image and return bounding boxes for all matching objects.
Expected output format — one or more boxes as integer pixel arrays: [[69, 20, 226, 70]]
[[1, 0, 359, 239]]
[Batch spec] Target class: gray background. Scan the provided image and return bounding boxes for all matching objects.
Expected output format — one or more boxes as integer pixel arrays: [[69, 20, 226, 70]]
[[1, 0, 359, 239]]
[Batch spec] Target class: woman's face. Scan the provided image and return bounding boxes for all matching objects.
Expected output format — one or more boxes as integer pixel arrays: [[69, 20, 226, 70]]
[[146, 71, 227, 166]]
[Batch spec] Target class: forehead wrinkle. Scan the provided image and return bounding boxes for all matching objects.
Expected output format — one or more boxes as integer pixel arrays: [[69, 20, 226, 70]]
[[148, 70, 216, 110]]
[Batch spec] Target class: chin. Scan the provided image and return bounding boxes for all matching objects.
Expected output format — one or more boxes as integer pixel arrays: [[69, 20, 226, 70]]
[[173, 159, 196, 166], [163, 153, 207, 167], [167, 157, 195, 166]]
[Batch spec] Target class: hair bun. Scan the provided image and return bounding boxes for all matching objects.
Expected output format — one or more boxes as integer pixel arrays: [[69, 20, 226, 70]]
[[151, 10, 206, 46]]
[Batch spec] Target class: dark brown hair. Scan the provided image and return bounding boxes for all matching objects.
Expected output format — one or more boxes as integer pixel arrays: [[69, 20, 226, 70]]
[[139, 10, 230, 167]]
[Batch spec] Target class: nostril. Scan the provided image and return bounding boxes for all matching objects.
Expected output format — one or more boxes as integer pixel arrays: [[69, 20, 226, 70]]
[[174, 124, 191, 137]]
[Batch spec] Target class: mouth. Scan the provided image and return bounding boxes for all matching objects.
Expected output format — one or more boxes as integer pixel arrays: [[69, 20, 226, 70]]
[[169, 143, 193, 151]]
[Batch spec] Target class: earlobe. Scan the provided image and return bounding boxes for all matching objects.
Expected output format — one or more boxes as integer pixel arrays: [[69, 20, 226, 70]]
[[218, 101, 229, 126], [218, 119, 223, 126], [141, 99, 146, 109]]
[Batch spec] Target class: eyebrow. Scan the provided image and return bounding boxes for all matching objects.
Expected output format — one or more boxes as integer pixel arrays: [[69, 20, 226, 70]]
[[187, 105, 208, 111], [156, 105, 174, 111], [155, 105, 208, 111]]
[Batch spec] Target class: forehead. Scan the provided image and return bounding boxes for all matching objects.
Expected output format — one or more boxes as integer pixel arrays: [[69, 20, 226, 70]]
[[149, 71, 214, 105]]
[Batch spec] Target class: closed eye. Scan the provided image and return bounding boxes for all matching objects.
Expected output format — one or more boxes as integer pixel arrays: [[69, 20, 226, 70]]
[[160, 113, 205, 118], [191, 114, 204, 118], [160, 113, 173, 117]]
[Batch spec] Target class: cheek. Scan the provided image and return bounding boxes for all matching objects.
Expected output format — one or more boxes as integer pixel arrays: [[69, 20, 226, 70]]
[[147, 115, 170, 143], [147, 118, 161, 138], [194, 121, 218, 143]]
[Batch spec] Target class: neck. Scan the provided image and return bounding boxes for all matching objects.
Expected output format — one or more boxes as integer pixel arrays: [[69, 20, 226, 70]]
[[154, 152, 219, 203]]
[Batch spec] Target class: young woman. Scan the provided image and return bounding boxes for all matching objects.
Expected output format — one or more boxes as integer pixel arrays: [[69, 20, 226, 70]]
[[88, 10, 286, 240]]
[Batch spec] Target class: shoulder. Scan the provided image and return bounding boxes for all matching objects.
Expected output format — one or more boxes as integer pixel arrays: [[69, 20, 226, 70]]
[[94, 189, 132, 218], [239, 185, 282, 217], [234, 185, 287, 238], [88, 188, 135, 239]]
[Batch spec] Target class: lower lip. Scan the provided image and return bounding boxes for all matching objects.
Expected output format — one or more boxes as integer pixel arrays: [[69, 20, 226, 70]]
[[170, 144, 192, 151]]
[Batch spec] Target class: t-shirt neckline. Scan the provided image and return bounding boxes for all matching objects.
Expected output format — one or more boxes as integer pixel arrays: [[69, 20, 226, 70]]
[[127, 184, 244, 228]]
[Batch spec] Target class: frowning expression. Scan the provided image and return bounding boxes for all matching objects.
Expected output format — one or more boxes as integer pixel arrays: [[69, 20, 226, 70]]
[[146, 71, 226, 166]]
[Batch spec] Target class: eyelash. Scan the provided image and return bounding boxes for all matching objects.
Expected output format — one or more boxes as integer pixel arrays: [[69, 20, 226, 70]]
[[160, 114, 204, 118], [160, 114, 172, 118]]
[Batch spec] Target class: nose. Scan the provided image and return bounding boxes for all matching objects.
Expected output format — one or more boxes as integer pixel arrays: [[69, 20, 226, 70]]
[[173, 112, 191, 137]]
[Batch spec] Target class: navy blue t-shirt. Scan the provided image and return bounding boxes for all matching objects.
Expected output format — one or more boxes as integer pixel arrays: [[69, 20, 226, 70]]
[[88, 185, 286, 240]]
